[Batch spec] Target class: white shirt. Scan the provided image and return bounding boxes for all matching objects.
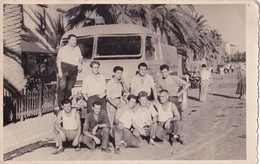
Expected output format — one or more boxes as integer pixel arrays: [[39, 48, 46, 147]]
[[130, 74, 155, 96], [57, 44, 82, 66], [157, 102, 179, 122], [82, 73, 106, 97], [106, 77, 123, 99], [200, 69, 211, 80], [62, 109, 78, 130], [119, 105, 134, 129], [133, 104, 157, 128]]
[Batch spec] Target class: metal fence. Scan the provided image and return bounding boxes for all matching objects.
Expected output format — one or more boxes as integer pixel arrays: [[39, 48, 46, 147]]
[[3, 84, 57, 125]]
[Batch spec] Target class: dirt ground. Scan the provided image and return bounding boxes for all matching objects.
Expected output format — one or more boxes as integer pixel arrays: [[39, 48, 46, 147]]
[[6, 70, 246, 161]]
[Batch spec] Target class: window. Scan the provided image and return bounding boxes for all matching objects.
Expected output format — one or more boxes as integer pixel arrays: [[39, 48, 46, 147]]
[[37, 4, 47, 31], [77, 38, 94, 59], [61, 37, 94, 59], [96, 36, 141, 57], [145, 36, 160, 60]]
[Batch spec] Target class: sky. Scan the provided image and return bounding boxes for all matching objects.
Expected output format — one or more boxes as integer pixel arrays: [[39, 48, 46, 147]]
[[193, 4, 246, 51], [59, 4, 246, 51]]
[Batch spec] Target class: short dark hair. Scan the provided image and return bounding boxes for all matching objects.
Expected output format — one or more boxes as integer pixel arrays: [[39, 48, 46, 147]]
[[159, 89, 169, 95], [113, 66, 124, 73], [90, 61, 100, 68], [92, 101, 102, 107], [160, 64, 169, 71], [68, 34, 77, 40], [138, 91, 148, 98], [127, 94, 137, 101], [61, 99, 72, 105], [202, 64, 206, 68], [138, 62, 148, 69]]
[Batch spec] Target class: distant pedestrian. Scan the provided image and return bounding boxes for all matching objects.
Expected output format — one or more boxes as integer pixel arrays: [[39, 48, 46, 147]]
[[157, 64, 189, 121], [236, 65, 246, 99], [219, 66, 224, 79], [130, 62, 157, 101], [81, 101, 111, 153], [230, 65, 234, 73], [199, 64, 212, 102], [52, 99, 82, 155], [82, 61, 106, 114], [57, 34, 83, 109]]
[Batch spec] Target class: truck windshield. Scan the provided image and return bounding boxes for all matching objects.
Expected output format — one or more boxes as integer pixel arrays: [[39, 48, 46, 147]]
[[96, 35, 141, 56]]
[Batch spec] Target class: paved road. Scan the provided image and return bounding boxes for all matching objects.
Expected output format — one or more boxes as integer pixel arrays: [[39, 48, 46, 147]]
[[4, 71, 246, 161]]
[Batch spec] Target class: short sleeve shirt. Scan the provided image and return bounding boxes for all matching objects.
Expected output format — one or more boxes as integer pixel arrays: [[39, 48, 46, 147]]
[[82, 74, 106, 96], [57, 44, 82, 66], [200, 69, 211, 80], [83, 110, 110, 132], [106, 77, 123, 99], [157, 75, 188, 97], [130, 74, 155, 96], [133, 104, 158, 128]]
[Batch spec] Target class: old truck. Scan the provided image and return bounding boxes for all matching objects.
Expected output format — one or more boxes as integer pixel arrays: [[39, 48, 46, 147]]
[[59, 24, 181, 94]]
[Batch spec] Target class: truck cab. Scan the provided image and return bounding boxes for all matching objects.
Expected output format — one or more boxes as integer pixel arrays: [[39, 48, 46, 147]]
[[59, 24, 178, 94]]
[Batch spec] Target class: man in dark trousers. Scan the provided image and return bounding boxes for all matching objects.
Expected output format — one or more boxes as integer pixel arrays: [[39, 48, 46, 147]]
[[57, 34, 83, 109]]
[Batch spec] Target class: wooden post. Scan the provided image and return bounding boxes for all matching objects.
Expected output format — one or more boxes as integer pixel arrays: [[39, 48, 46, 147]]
[[38, 83, 43, 117], [182, 89, 188, 111]]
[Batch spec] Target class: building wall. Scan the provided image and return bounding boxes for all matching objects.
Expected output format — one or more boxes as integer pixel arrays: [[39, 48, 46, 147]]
[[22, 4, 67, 77]]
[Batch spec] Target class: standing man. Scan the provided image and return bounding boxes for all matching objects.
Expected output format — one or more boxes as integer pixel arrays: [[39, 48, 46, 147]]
[[199, 64, 212, 102], [130, 62, 157, 101], [155, 89, 184, 146], [82, 61, 106, 113], [57, 34, 83, 109], [157, 64, 189, 121], [52, 99, 82, 155], [81, 101, 111, 153], [106, 66, 129, 126], [132, 91, 158, 146], [113, 95, 141, 154]]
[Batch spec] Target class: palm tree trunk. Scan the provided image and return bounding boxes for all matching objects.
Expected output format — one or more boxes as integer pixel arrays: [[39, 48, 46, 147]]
[[3, 4, 26, 93]]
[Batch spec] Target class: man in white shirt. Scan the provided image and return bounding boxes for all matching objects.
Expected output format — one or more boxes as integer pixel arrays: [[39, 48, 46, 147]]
[[130, 62, 157, 101], [52, 99, 82, 155], [82, 61, 106, 113], [132, 91, 158, 146], [155, 89, 184, 146], [199, 64, 212, 102], [113, 95, 141, 154], [57, 34, 83, 108]]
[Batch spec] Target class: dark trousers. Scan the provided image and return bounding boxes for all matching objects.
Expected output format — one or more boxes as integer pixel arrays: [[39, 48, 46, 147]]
[[86, 95, 107, 113], [132, 122, 157, 139], [169, 96, 183, 121], [156, 120, 183, 141], [112, 126, 141, 148], [81, 127, 110, 150], [58, 62, 78, 108]]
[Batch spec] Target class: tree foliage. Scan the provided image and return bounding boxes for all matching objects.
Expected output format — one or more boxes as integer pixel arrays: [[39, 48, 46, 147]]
[[64, 4, 225, 63]]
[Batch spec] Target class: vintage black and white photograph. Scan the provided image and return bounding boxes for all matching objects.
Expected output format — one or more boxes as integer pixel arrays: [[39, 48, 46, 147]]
[[2, 1, 258, 163]]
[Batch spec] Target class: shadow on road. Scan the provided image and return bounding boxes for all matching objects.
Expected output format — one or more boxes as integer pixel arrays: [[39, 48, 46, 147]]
[[211, 93, 238, 99], [188, 96, 200, 102]]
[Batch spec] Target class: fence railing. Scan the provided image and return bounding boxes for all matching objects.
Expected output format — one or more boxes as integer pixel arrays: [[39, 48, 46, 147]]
[[3, 83, 58, 125]]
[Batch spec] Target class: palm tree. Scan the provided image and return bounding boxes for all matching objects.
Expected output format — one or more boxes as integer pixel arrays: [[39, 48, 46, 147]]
[[22, 7, 64, 51], [3, 4, 27, 94]]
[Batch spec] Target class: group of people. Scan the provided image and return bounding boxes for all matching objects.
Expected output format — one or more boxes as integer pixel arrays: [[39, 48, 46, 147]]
[[53, 34, 190, 155]]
